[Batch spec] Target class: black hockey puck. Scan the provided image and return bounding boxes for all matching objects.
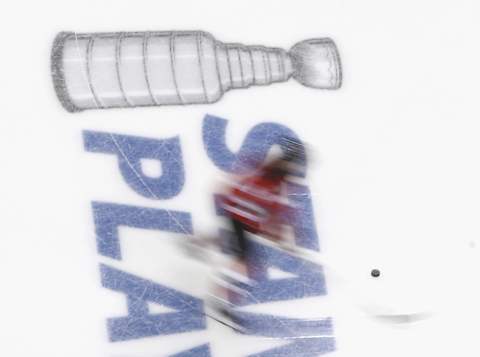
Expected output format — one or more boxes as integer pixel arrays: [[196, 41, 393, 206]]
[[371, 269, 381, 278]]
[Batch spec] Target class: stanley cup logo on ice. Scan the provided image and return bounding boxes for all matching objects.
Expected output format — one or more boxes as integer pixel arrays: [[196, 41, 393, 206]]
[[51, 31, 342, 112]]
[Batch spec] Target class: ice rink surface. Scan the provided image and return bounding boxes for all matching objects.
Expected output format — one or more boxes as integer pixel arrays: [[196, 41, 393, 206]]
[[1, 0, 480, 356]]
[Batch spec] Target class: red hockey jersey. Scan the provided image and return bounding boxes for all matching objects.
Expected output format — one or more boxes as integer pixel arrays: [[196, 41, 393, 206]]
[[221, 170, 291, 240]]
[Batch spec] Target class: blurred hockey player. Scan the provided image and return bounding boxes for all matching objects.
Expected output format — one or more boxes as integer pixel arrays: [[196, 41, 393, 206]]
[[203, 137, 308, 328], [179, 137, 307, 331], [219, 136, 307, 274]]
